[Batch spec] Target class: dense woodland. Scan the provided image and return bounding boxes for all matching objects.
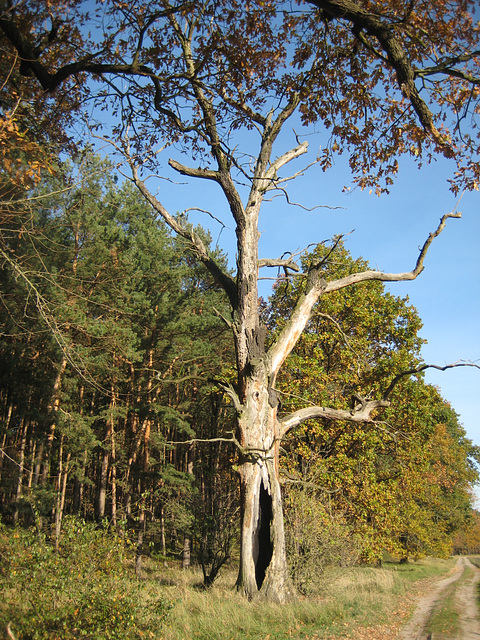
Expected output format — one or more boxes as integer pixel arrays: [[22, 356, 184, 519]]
[[1, 153, 479, 591], [0, 0, 480, 605]]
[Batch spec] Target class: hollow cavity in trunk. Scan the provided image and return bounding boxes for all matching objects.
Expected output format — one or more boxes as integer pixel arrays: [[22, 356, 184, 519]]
[[253, 479, 273, 589]]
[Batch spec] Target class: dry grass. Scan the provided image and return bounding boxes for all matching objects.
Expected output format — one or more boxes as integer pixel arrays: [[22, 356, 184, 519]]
[[142, 557, 456, 640]]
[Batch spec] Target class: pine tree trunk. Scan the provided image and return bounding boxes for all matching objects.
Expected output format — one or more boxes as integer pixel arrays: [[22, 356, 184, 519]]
[[54, 436, 70, 552], [182, 442, 195, 569], [33, 441, 43, 486], [42, 357, 67, 484], [160, 504, 168, 567], [110, 395, 117, 528], [135, 504, 145, 576], [98, 447, 109, 520], [0, 404, 13, 482], [98, 388, 118, 521], [73, 450, 86, 514], [27, 440, 36, 489], [12, 417, 27, 523]]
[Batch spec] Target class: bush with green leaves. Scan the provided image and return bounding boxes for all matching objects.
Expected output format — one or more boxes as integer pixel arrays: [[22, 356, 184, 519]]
[[284, 487, 362, 595], [0, 516, 171, 640]]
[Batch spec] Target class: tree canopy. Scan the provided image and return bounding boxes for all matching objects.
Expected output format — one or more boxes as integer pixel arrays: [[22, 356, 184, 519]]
[[1, 0, 479, 191]]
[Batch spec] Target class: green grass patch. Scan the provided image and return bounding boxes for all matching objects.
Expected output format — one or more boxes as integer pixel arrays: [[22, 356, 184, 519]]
[[425, 580, 461, 638]]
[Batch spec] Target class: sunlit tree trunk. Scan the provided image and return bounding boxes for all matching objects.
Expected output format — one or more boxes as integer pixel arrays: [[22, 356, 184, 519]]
[[110, 387, 117, 528], [234, 362, 291, 601], [135, 496, 146, 576], [159, 504, 167, 567], [98, 444, 109, 520], [98, 386, 117, 521], [54, 435, 71, 552], [41, 356, 67, 484], [27, 439, 35, 489], [0, 404, 13, 484], [182, 441, 195, 569], [73, 450, 86, 515], [33, 440, 43, 486]]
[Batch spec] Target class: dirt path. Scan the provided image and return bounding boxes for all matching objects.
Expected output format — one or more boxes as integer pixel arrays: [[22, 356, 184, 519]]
[[398, 557, 480, 640], [457, 558, 480, 640]]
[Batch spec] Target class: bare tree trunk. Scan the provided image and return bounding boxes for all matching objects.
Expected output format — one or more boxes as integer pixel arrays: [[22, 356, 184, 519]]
[[12, 417, 27, 523], [42, 357, 67, 484], [234, 370, 291, 602], [54, 435, 70, 552]]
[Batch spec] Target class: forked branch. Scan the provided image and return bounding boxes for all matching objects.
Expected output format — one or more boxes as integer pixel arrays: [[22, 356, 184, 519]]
[[279, 398, 390, 437], [279, 359, 479, 438]]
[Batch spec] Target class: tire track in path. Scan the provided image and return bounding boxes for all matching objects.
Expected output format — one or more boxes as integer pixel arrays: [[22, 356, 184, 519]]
[[398, 556, 480, 640], [457, 558, 480, 640]]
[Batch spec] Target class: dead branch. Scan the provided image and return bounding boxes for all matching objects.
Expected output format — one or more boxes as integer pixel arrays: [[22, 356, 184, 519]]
[[6, 623, 17, 640], [279, 398, 391, 437], [258, 258, 301, 272], [324, 209, 462, 293], [383, 360, 480, 400], [168, 158, 220, 181]]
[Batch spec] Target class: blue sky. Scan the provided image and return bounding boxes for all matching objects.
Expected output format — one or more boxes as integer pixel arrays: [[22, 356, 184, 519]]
[[150, 122, 480, 477]]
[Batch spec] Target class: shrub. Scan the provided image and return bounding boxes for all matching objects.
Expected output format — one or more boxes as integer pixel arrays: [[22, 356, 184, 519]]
[[284, 488, 362, 595], [0, 516, 171, 640]]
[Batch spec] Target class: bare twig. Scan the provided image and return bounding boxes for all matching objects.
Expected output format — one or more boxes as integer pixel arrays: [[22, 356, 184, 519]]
[[6, 623, 17, 640], [383, 360, 480, 400]]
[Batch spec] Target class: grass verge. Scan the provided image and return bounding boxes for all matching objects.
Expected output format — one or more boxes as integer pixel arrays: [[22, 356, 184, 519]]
[[157, 557, 455, 640]]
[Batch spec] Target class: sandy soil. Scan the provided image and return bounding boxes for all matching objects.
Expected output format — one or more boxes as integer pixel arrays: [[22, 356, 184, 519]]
[[398, 556, 480, 640]]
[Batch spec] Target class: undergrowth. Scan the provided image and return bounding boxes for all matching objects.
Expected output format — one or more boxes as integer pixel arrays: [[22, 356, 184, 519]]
[[0, 517, 457, 640], [0, 517, 171, 640]]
